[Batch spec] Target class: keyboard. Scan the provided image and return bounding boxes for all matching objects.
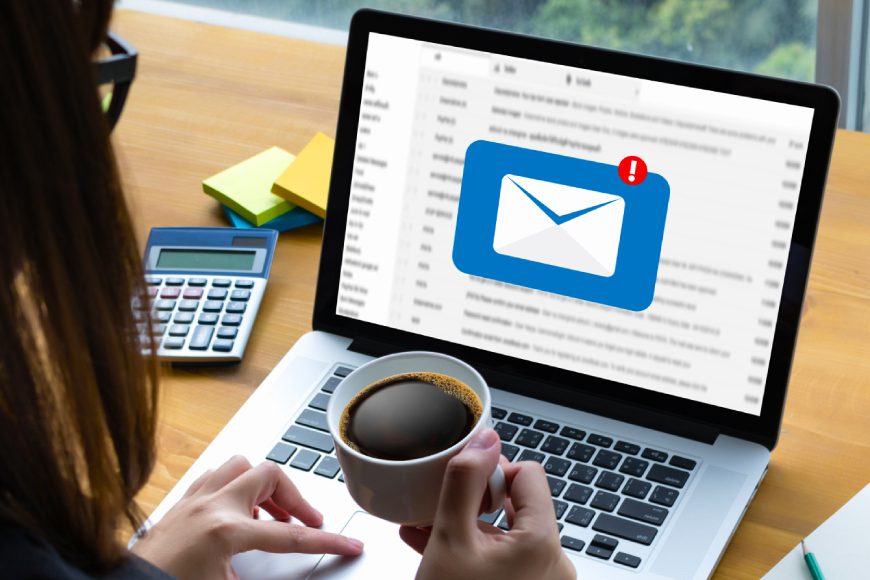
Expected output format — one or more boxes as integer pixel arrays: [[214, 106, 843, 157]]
[[265, 366, 699, 572]]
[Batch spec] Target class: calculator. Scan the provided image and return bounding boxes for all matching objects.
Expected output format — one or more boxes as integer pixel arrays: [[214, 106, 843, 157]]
[[140, 227, 279, 363]]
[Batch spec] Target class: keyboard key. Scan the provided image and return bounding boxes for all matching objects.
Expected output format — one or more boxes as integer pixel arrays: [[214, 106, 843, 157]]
[[160, 287, 181, 298], [595, 471, 625, 492], [165, 277, 185, 286], [543, 457, 571, 477], [553, 499, 568, 519], [557, 523, 563, 533], [515, 429, 543, 449], [669, 455, 697, 470], [322, 376, 342, 393], [168, 324, 190, 337], [649, 485, 679, 507], [207, 289, 228, 300], [500, 443, 520, 461], [174, 312, 194, 324], [282, 425, 334, 453], [592, 513, 658, 545], [235, 279, 254, 288], [564, 484, 593, 505], [560, 426, 586, 441], [314, 456, 341, 478], [217, 326, 238, 339], [642, 448, 668, 462], [212, 278, 231, 287], [494, 422, 518, 441], [587, 434, 613, 448], [212, 339, 234, 352], [187, 277, 207, 286], [309, 393, 331, 412], [615, 441, 640, 455], [222, 314, 242, 326], [296, 409, 329, 432], [518, 450, 545, 463], [586, 545, 613, 560], [547, 476, 566, 497], [533, 419, 559, 433], [623, 478, 652, 499], [590, 491, 620, 512], [230, 289, 251, 301], [592, 450, 622, 470], [560, 536, 585, 552], [188, 326, 214, 350], [182, 288, 203, 299], [290, 449, 320, 471], [163, 337, 184, 349], [155, 299, 176, 311], [225, 301, 246, 314], [568, 465, 597, 484], [620, 457, 650, 477], [647, 464, 689, 488], [198, 313, 218, 325], [266, 442, 296, 464], [334, 366, 354, 377], [541, 436, 569, 456], [618, 498, 669, 526], [565, 506, 595, 527], [491, 406, 507, 420], [178, 300, 199, 312], [154, 311, 171, 323], [202, 300, 223, 312], [145, 276, 162, 285], [507, 412, 533, 426], [614, 552, 642, 569], [567, 442, 595, 462], [592, 534, 619, 550]]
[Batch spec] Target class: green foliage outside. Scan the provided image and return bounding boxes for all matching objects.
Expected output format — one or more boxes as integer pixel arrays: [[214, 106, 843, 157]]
[[178, 0, 817, 81]]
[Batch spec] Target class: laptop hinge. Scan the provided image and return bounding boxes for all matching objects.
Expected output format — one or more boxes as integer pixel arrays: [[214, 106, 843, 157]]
[[349, 338, 721, 445]]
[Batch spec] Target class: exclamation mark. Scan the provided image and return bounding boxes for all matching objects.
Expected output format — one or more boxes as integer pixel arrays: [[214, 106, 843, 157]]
[[628, 159, 637, 182]]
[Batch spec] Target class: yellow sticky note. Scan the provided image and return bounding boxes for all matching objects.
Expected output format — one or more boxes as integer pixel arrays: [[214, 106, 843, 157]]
[[272, 132, 334, 218], [203, 147, 296, 226]]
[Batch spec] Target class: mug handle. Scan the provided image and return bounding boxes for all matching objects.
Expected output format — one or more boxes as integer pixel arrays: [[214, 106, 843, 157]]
[[483, 464, 507, 514]]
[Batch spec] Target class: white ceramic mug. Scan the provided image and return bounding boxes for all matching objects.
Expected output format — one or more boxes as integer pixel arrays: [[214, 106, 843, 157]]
[[326, 351, 506, 526]]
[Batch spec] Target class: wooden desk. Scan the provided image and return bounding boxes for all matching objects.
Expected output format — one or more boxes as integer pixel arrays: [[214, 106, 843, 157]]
[[114, 9, 870, 578]]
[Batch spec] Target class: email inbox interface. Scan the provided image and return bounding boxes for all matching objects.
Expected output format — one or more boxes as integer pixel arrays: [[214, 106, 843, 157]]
[[453, 142, 670, 311], [338, 34, 814, 415]]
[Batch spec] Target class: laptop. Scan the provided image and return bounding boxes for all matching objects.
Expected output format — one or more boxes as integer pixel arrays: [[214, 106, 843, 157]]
[[143, 9, 838, 579]]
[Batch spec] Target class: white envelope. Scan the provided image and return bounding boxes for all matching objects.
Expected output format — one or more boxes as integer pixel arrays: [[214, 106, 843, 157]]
[[492, 174, 625, 277]]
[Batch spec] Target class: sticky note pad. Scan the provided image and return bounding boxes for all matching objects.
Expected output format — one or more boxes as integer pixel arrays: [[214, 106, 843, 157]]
[[222, 205, 322, 232], [203, 147, 296, 226], [272, 132, 334, 218]]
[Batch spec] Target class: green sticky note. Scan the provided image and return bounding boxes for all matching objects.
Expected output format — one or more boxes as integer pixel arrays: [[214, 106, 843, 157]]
[[202, 147, 296, 226]]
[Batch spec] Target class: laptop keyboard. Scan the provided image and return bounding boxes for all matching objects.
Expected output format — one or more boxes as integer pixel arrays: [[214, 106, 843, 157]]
[[264, 365, 699, 572]]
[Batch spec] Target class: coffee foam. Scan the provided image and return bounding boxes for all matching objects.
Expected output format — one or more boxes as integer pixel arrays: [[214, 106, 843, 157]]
[[339, 372, 483, 454]]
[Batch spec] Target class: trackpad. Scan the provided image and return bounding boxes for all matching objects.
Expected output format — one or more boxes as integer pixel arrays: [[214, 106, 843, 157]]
[[308, 512, 422, 579]]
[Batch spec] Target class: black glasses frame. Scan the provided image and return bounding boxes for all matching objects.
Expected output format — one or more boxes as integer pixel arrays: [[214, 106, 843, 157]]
[[95, 32, 138, 130]]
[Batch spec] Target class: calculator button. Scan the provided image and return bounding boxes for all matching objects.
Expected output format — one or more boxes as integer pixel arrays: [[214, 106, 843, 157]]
[[160, 287, 181, 299], [154, 311, 171, 323], [207, 289, 228, 300], [147, 287, 159, 298], [198, 313, 219, 325], [154, 324, 167, 336], [187, 278, 208, 287], [145, 276, 162, 285], [217, 327, 238, 339], [189, 326, 215, 350], [230, 289, 251, 301], [155, 299, 176, 311], [178, 300, 200, 312], [202, 300, 223, 312], [212, 339, 234, 352], [234, 279, 254, 289], [182, 288, 203, 299], [212, 279, 231, 287], [163, 337, 185, 349], [174, 312, 194, 324], [222, 314, 242, 326], [165, 277, 185, 286], [225, 301, 246, 314], [168, 324, 190, 337]]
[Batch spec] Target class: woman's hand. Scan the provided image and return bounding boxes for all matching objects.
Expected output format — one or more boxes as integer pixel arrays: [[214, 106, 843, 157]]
[[132, 456, 363, 580], [399, 429, 574, 580]]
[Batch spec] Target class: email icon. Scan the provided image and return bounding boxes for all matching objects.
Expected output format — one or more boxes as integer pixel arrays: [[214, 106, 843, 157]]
[[453, 141, 670, 311]]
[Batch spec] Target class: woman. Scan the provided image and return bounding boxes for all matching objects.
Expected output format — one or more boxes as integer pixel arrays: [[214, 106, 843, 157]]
[[0, 1, 573, 578]]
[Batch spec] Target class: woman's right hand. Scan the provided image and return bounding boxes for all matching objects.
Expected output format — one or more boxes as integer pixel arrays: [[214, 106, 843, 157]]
[[399, 429, 574, 580]]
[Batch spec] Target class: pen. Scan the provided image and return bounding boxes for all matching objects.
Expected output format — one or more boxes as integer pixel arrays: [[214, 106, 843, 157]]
[[801, 540, 825, 580]]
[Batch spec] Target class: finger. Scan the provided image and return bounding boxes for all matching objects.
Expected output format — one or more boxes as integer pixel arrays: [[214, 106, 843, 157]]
[[225, 462, 322, 528], [183, 469, 214, 498], [503, 497, 516, 528], [432, 429, 501, 539], [260, 498, 290, 522], [398, 526, 430, 555], [503, 461, 555, 533], [200, 455, 253, 494], [237, 520, 363, 556], [252, 506, 260, 520]]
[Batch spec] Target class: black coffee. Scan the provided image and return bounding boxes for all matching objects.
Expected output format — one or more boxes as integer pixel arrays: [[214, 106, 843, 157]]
[[340, 372, 482, 461]]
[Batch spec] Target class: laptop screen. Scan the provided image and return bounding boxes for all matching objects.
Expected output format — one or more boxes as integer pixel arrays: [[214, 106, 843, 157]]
[[336, 32, 815, 416]]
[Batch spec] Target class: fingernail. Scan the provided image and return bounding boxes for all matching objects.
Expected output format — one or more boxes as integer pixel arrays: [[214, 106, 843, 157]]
[[348, 538, 364, 551], [467, 428, 499, 450]]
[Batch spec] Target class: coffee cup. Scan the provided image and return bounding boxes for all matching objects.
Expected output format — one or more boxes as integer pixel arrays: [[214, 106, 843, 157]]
[[326, 351, 506, 526]]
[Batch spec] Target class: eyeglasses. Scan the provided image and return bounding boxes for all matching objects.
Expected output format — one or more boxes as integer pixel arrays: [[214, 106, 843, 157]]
[[95, 32, 137, 131]]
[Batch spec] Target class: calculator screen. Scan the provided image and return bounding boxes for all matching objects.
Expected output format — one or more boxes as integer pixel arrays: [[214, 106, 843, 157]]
[[156, 249, 256, 271]]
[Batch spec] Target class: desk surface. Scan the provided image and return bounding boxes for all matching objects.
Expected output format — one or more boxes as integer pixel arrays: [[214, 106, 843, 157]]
[[114, 9, 870, 578]]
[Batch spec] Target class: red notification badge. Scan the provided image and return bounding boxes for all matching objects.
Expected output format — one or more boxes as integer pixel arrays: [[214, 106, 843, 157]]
[[618, 156, 648, 185]]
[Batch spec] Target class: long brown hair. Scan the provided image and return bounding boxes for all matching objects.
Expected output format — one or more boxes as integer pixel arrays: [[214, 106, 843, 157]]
[[0, 0, 159, 572]]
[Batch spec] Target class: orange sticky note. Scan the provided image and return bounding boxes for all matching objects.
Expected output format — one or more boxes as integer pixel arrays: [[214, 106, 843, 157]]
[[271, 132, 334, 218]]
